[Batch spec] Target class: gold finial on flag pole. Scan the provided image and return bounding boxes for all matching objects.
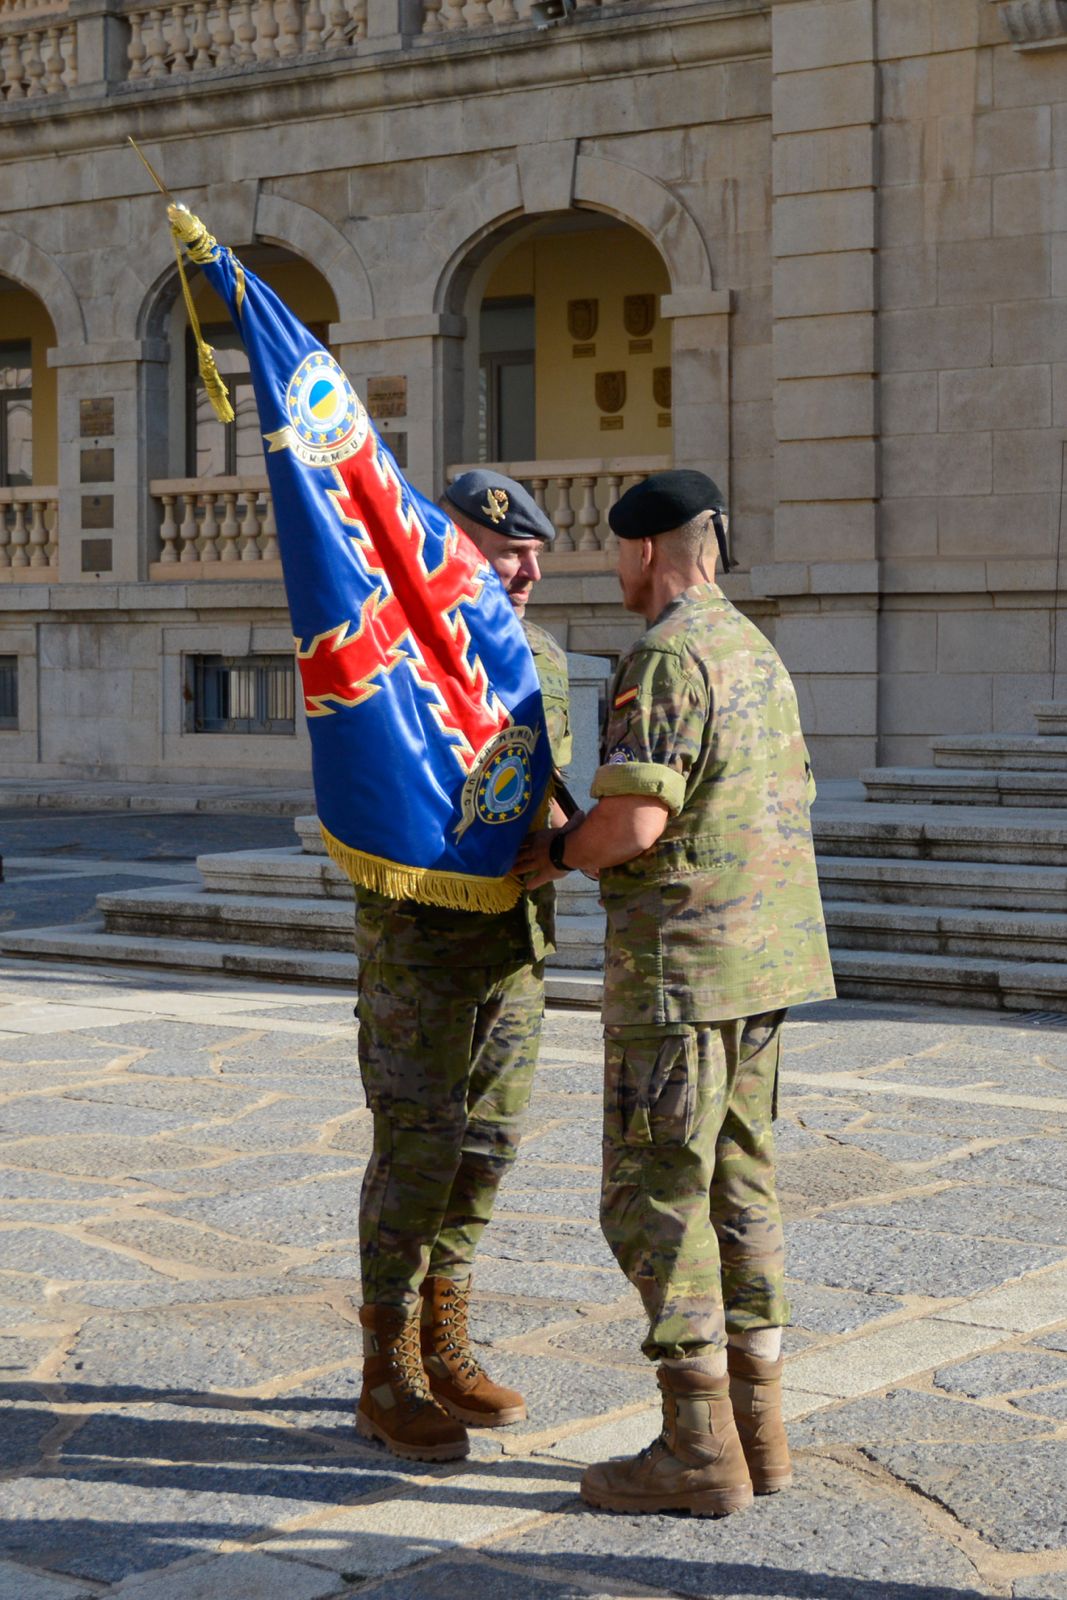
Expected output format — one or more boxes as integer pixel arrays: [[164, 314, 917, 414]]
[[128, 137, 235, 425]]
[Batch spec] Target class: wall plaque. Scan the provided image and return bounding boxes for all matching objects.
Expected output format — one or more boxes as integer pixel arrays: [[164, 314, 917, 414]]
[[600, 416, 624, 432], [81, 538, 113, 572], [81, 494, 114, 529], [367, 377, 407, 419], [653, 367, 672, 410], [629, 339, 653, 355], [384, 431, 408, 469], [80, 447, 114, 483], [595, 371, 627, 414], [567, 299, 598, 341], [80, 397, 114, 438], [658, 413, 672, 428], [623, 294, 656, 337], [572, 343, 596, 358]]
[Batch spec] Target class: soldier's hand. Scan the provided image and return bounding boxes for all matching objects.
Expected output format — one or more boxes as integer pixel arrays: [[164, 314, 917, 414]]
[[514, 827, 566, 890]]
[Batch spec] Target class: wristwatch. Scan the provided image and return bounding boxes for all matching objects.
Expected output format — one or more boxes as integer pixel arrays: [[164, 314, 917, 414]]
[[548, 830, 571, 872]]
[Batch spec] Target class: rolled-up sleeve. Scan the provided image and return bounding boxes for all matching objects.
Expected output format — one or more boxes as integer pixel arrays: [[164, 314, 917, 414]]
[[590, 647, 707, 819]]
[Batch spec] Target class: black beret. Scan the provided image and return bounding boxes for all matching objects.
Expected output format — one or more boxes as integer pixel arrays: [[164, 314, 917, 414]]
[[608, 470, 726, 540], [444, 470, 556, 544]]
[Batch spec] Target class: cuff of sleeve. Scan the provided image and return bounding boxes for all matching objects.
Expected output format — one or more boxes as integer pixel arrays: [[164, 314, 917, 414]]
[[591, 761, 686, 815]]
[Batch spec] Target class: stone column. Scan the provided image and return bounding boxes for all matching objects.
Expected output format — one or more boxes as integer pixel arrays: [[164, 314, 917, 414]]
[[660, 289, 732, 488], [330, 314, 467, 498], [756, 0, 881, 777], [67, 0, 129, 94], [48, 338, 169, 584], [564, 650, 614, 807]]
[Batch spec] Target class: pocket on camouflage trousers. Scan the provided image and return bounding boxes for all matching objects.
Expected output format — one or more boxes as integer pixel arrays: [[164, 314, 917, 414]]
[[604, 1029, 697, 1146]]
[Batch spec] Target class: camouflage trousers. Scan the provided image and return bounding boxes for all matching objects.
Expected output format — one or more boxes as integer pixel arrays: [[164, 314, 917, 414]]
[[356, 956, 544, 1310], [600, 1011, 790, 1362]]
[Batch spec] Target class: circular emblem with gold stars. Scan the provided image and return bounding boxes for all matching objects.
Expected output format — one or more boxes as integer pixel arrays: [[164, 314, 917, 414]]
[[268, 352, 368, 469], [476, 738, 533, 827], [453, 724, 541, 841]]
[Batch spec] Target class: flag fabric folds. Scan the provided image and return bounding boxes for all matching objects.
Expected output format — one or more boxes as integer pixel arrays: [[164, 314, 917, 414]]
[[170, 206, 550, 913]]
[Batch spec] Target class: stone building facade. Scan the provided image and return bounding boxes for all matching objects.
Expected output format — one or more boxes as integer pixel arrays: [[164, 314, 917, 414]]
[[0, 0, 1065, 785]]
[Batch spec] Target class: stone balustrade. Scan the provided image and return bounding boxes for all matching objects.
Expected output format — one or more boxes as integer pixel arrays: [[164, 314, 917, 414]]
[[445, 457, 669, 555], [0, 488, 59, 577], [0, 6, 75, 99], [420, 0, 607, 35], [989, 0, 1067, 50], [124, 0, 365, 76], [151, 477, 280, 573]]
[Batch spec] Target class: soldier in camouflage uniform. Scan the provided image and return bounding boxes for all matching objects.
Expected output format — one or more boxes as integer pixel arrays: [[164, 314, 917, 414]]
[[518, 469, 834, 1517], [355, 470, 573, 1464]]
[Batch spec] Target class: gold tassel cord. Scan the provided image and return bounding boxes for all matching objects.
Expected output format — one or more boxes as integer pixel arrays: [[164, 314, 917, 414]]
[[319, 821, 523, 914], [166, 202, 234, 426]]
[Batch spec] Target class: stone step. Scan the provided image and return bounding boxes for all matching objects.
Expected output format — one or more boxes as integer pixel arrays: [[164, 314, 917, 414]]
[[197, 843, 601, 914], [99, 887, 354, 951], [861, 767, 1067, 807], [95, 884, 605, 968], [0, 923, 602, 1006], [931, 735, 1067, 772], [813, 803, 1067, 864], [825, 900, 1067, 964], [197, 847, 353, 900], [829, 949, 1067, 1012], [296, 814, 326, 854], [815, 854, 1067, 911]]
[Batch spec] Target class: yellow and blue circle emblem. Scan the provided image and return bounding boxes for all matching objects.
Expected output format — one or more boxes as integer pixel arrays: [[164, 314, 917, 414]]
[[282, 353, 366, 466], [475, 740, 533, 827]]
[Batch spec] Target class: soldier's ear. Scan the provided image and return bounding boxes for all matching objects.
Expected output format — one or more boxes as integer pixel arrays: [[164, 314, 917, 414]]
[[641, 537, 656, 571]]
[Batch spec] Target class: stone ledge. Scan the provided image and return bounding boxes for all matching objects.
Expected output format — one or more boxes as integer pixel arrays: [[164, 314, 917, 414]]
[[989, 0, 1067, 50]]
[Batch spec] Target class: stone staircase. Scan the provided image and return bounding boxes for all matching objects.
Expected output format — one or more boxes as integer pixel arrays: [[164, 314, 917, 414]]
[[9, 703, 1067, 1011], [1, 814, 605, 1007]]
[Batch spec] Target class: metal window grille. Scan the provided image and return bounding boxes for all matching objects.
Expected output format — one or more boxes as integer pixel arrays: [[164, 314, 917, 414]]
[[185, 654, 296, 735], [0, 656, 18, 729]]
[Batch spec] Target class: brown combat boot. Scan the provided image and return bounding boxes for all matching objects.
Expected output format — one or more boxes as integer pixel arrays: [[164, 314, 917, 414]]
[[580, 1365, 753, 1517], [728, 1347, 793, 1493], [356, 1303, 469, 1461], [420, 1275, 527, 1427]]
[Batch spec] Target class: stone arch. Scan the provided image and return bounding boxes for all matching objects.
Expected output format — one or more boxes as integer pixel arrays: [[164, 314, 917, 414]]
[[429, 153, 713, 314], [0, 228, 85, 345], [130, 189, 374, 340], [253, 193, 374, 322]]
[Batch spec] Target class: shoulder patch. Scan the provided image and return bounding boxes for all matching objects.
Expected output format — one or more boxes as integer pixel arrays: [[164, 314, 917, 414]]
[[606, 745, 638, 765], [613, 686, 640, 710]]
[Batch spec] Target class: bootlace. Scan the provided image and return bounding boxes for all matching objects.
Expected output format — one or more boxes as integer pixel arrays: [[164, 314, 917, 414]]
[[387, 1314, 434, 1405], [436, 1281, 485, 1381]]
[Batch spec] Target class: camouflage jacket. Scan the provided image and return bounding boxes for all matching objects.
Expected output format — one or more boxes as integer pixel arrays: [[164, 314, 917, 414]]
[[592, 583, 835, 1026], [354, 618, 571, 968]]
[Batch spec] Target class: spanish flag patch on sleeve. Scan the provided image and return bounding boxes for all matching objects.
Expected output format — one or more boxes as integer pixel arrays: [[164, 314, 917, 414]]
[[614, 686, 640, 710]]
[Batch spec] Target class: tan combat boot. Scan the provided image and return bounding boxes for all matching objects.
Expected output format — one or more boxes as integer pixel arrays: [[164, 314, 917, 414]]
[[580, 1365, 753, 1517], [356, 1303, 469, 1461], [728, 1347, 793, 1493], [420, 1275, 527, 1427]]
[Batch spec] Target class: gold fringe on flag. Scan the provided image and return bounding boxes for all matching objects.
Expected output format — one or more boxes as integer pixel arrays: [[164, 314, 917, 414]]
[[319, 821, 523, 913], [167, 203, 234, 425]]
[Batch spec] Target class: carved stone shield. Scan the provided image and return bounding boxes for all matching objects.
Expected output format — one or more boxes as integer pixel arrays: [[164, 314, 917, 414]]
[[595, 371, 627, 414], [652, 366, 672, 409], [623, 294, 656, 337], [567, 299, 599, 342]]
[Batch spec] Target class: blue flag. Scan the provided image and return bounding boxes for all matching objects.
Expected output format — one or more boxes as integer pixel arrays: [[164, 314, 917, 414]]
[[171, 205, 550, 913]]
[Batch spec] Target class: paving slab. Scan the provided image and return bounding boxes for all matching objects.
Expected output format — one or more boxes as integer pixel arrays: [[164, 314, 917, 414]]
[[867, 1439, 1067, 1553], [785, 1217, 1065, 1297], [0, 1562, 96, 1600], [108, 1551, 346, 1599], [265, 1459, 581, 1576], [933, 1350, 1067, 1398], [789, 1388, 1048, 1451]]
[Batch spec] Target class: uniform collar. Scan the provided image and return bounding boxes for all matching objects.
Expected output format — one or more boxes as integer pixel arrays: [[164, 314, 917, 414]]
[[651, 581, 724, 628]]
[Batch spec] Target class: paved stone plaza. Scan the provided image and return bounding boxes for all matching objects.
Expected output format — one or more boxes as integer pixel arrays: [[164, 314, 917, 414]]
[[1, 950, 1066, 1600]]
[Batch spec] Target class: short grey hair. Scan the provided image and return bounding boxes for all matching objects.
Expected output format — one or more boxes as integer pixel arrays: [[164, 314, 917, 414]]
[[659, 510, 717, 564]]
